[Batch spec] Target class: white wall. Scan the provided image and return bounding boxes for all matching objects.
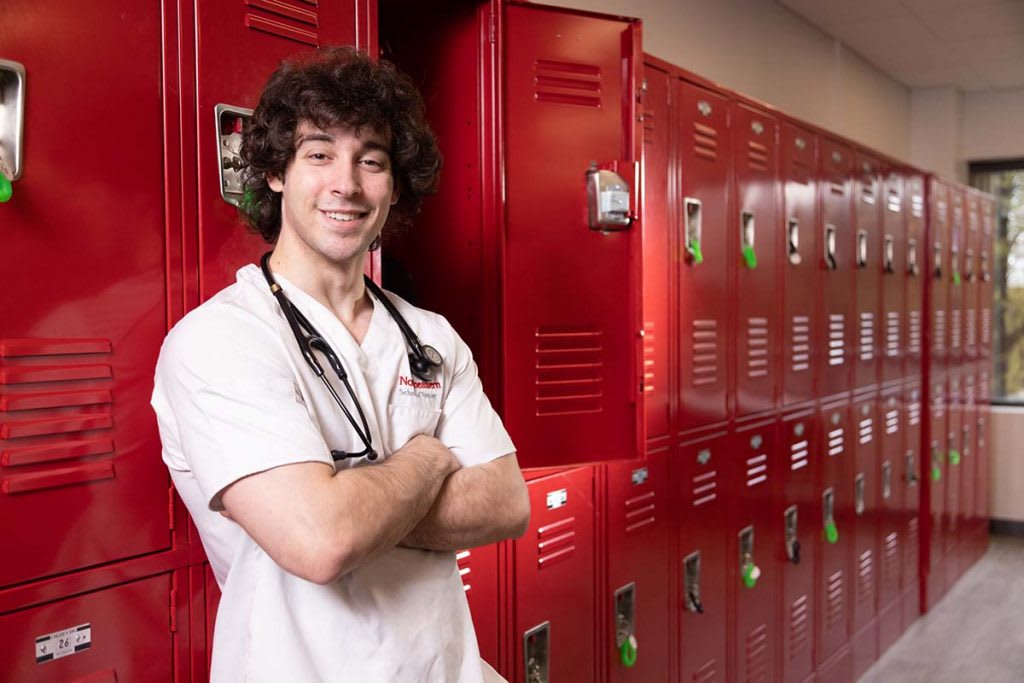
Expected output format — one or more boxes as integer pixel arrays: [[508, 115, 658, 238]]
[[962, 88, 1024, 164], [544, 0, 912, 159], [910, 87, 964, 182], [990, 407, 1024, 522]]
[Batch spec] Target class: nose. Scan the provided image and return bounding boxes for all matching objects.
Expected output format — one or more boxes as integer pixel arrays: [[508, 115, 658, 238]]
[[330, 159, 363, 198]]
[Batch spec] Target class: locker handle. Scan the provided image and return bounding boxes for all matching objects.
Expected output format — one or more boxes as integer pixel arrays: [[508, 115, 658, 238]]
[[787, 218, 801, 265], [952, 245, 961, 285], [215, 104, 254, 206], [905, 450, 919, 485], [931, 443, 942, 481], [740, 210, 757, 268], [883, 234, 895, 274], [784, 505, 800, 564], [823, 489, 838, 544], [684, 198, 703, 264], [965, 248, 975, 282], [854, 473, 866, 516], [907, 238, 919, 277], [824, 224, 838, 270], [0, 58, 27, 202], [614, 583, 637, 667], [739, 526, 759, 588], [933, 242, 943, 279], [981, 252, 991, 282], [856, 229, 868, 269]]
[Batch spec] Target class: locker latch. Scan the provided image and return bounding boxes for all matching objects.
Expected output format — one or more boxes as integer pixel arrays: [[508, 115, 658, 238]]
[[883, 234, 895, 274], [951, 245, 961, 285], [787, 218, 801, 265], [824, 224, 838, 271], [586, 162, 633, 230], [933, 241, 943, 279], [854, 473, 866, 516], [882, 461, 893, 501], [684, 198, 704, 264], [740, 211, 757, 269], [981, 252, 991, 282], [823, 489, 839, 544], [948, 432, 961, 466], [978, 417, 986, 449], [965, 248, 975, 282], [931, 442, 942, 481], [739, 526, 760, 589], [0, 59, 27, 203], [856, 229, 868, 269], [784, 505, 800, 565], [907, 238, 919, 277], [905, 450, 919, 485], [524, 622, 550, 683], [962, 425, 972, 462], [215, 104, 254, 206], [683, 551, 704, 614], [614, 583, 638, 668]]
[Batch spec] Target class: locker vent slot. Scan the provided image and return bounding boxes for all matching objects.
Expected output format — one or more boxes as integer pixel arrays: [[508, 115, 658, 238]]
[[883, 532, 899, 587], [827, 427, 845, 457], [789, 594, 810, 659], [693, 122, 719, 161], [534, 326, 603, 416], [966, 308, 977, 350], [907, 518, 919, 566], [745, 453, 768, 488], [885, 311, 900, 358], [0, 338, 117, 476], [642, 321, 656, 394], [747, 140, 769, 172], [691, 470, 717, 507], [887, 188, 902, 213], [857, 550, 874, 603], [982, 308, 992, 346], [694, 658, 718, 683], [746, 317, 769, 379], [535, 516, 576, 570], [861, 182, 876, 205], [691, 320, 719, 387], [456, 550, 472, 592], [830, 181, 845, 196], [951, 309, 962, 350], [908, 310, 922, 356], [244, 0, 320, 47], [934, 309, 946, 353], [885, 409, 899, 435], [624, 490, 656, 534], [790, 157, 811, 185], [828, 314, 846, 366], [790, 315, 811, 373], [858, 416, 873, 445], [911, 194, 924, 218], [826, 571, 845, 628], [908, 400, 922, 427], [745, 623, 769, 683], [534, 59, 602, 108], [642, 110, 657, 144], [859, 312, 875, 361], [790, 439, 809, 471]]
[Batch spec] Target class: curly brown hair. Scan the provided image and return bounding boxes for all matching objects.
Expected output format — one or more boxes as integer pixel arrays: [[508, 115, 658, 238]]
[[239, 46, 441, 244]]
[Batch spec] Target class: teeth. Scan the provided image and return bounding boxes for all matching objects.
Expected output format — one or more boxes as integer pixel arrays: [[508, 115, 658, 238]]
[[325, 211, 361, 222]]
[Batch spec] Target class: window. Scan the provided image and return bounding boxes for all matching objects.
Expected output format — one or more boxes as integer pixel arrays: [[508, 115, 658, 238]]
[[970, 160, 1024, 403]]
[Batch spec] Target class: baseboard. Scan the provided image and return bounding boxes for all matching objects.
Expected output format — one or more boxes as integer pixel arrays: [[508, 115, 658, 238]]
[[990, 518, 1024, 537]]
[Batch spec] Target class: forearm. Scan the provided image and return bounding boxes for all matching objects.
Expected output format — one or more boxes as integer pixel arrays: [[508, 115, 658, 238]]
[[402, 454, 529, 552]]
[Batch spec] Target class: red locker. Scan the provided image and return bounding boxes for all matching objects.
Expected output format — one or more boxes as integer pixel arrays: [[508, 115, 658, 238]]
[[382, 2, 643, 468], [675, 77, 732, 432], [958, 372, 978, 576], [732, 101, 780, 417], [604, 454, 670, 683], [904, 172, 926, 380], [927, 179, 951, 371], [900, 381, 922, 632], [943, 372, 963, 590], [964, 192, 981, 363], [850, 393, 879, 678], [675, 429, 730, 683], [923, 376, 948, 610], [0, 0, 171, 589], [881, 166, 906, 385], [460, 543, 502, 672], [779, 409, 818, 683], [949, 189, 966, 365], [852, 153, 882, 391], [513, 467, 596, 683], [780, 122, 819, 408], [816, 400, 854, 676], [818, 137, 855, 398], [641, 64, 674, 444], [876, 388, 903, 655], [975, 369, 991, 546], [729, 418, 779, 683]]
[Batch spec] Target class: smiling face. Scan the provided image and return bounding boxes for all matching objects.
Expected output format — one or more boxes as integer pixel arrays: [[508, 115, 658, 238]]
[[269, 121, 398, 271]]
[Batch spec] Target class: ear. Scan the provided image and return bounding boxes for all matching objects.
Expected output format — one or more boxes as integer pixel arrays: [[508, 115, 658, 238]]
[[267, 174, 284, 193], [390, 182, 400, 206]]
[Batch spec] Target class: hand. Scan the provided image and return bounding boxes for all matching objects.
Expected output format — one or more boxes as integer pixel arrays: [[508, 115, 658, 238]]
[[400, 434, 460, 477]]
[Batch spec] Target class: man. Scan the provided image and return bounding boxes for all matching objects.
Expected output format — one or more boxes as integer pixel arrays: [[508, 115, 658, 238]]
[[152, 47, 530, 682]]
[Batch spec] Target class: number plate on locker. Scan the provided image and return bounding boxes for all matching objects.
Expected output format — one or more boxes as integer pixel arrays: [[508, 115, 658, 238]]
[[35, 623, 91, 664], [546, 488, 568, 510]]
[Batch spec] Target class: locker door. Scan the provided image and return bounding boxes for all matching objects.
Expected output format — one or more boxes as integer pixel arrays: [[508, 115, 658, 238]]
[[948, 189, 965, 365], [964, 192, 981, 363], [730, 419, 779, 683], [816, 401, 854, 667], [194, 0, 362, 299], [503, 4, 640, 466], [0, 1, 170, 588], [818, 137, 855, 398], [732, 102, 779, 417], [675, 431, 730, 683], [944, 373, 962, 582], [641, 65, 673, 443], [901, 381, 922, 629], [975, 370, 991, 541], [779, 410, 817, 683], [780, 123, 818, 407], [959, 372, 978, 571], [851, 393, 879, 676], [605, 453, 670, 683], [881, 168, 906, 384], [676, 81, 732, 432], [928, 179, 950, 371], [904, 173, 926, 380], [979, 197, 995, 363], [460, 543, 501, 672], [877, 389, 904, 654], [924, 376, 947, 609], [852, 153, 882, 391]]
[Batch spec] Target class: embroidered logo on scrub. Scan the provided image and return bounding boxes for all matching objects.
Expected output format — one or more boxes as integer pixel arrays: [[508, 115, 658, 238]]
[[397, 375, 441, 401]]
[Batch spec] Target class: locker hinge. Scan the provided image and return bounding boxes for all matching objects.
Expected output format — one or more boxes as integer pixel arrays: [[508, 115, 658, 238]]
[[169, 588, 178, 633], [168, 486, 176, 531]]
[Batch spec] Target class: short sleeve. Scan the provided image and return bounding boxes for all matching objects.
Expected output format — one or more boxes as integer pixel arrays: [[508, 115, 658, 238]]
[[433, 319, 516, 467], [153, 307, 333, 511]]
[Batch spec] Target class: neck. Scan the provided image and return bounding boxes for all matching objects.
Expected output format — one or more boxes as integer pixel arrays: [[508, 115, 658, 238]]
[[269, 234, 372, 326]]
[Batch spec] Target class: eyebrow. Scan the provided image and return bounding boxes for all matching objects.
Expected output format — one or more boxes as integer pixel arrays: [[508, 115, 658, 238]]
[[295, 133, 391, 155]]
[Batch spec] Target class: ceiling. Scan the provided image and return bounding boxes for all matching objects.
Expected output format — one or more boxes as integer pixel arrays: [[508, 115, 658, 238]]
[[778, 0, 1024, 90]]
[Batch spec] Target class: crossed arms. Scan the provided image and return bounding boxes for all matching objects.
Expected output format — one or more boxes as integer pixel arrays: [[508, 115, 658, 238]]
[[219, 436, 530, 585]]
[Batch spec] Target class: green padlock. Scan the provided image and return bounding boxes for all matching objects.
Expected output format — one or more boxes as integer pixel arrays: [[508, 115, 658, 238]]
[[949, 449, 961, 466], [932, 464, 942, 481], [742, 244, 758, 269], [953, 271, 961, 285], [0, 174, 11, 203], [689, 238, 704, 265], [741, 560, 761, 589], [619, 635, 638, 668], [824, 520, 839, 545]]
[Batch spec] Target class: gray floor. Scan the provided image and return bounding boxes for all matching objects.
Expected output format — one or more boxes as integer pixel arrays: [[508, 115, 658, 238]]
[[860, 534, 1024, 683]]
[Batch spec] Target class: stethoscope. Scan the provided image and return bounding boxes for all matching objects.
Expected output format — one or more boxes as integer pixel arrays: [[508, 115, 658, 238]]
[[259, 252, 443, 462]]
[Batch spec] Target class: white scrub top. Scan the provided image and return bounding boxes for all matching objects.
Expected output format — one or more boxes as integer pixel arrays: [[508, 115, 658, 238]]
[[152, 264, 515, 682]]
